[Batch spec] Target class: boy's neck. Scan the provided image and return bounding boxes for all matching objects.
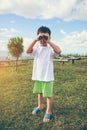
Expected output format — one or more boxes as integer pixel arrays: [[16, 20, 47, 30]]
[[40, 42, 47, 47]]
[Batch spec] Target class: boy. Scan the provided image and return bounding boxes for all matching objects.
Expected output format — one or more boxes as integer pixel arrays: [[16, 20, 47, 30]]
[[26, 26, 61, 122]]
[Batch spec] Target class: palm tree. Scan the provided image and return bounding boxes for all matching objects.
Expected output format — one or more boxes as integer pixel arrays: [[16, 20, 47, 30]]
[[7, 37, 24, 70]]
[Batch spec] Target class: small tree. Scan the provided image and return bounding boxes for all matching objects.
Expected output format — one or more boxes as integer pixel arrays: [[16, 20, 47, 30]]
[[7, 37, 24, 70]]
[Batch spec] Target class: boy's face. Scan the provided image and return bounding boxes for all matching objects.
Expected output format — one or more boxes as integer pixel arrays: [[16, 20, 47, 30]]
[[38, 32, 50, 46]]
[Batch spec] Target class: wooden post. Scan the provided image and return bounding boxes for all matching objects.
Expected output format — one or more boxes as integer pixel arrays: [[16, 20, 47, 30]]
[[72, 59, 75, 64]]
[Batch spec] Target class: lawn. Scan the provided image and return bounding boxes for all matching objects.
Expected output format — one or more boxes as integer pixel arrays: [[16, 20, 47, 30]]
[[0, 59, 87, 130]]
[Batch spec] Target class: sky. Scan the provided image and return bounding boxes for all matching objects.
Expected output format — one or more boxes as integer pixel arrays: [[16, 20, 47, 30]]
[[0, 0, 87, 57]]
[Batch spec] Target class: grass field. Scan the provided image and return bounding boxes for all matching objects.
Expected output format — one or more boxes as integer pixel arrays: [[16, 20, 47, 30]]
[[0, 59, 87, 130]]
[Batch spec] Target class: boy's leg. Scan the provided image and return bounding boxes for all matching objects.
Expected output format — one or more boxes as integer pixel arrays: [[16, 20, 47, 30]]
[[32, 93, 43, 114], [38, 93, 43, 109], [43, 97, 53, 122], [46, 97, 53, 114]]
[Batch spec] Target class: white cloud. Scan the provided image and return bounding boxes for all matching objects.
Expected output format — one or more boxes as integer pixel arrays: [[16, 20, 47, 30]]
[[23, 37, 33, 50], [0, 0, 87, 20], [0, 39, 8, 51], [60, 29, 66, 35], [58, 30, 87, 55], [0, 28, 20, 37], [0, 27, 20, 52]]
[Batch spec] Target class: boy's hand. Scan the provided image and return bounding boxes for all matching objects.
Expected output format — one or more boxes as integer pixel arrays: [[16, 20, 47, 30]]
[[35, 34, 42, 42]]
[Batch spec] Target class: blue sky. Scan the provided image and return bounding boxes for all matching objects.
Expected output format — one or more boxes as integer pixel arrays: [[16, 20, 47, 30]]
[[0, 0, 87, 57]]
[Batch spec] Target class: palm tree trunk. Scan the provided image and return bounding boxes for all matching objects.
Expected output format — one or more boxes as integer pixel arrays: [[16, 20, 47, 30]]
[[16, 57, 18, 71]]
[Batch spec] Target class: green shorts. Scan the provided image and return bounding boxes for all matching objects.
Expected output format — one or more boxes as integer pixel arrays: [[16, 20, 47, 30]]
[[33, 81, 53, 97]]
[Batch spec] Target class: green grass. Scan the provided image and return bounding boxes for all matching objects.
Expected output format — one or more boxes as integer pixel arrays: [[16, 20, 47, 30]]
[[0, 60, 87, 130]]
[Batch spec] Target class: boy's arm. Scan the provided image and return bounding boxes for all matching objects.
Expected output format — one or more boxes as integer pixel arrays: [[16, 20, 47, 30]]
[[48, 41, 62, 54], [26, 39, 37, 54]]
